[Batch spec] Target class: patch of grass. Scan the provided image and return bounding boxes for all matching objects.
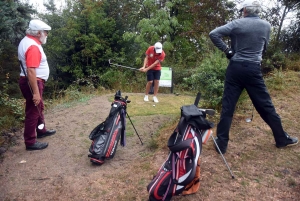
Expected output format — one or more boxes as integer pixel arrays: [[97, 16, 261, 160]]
[[125, 93, 197, 116], [139, 151, 151, 158], [101, 190, 108, 195], [287, 177, 297, 187], [274, 171, 284, 178], [52, 94, 94, 109], [125, 130, 134, 137], [147, 137, 159, 150], [241, 180, 249, 187], [265, 68, 285, 90]]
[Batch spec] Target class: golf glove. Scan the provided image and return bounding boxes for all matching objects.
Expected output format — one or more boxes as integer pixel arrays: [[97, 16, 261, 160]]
[[224, 47, 234, 59]]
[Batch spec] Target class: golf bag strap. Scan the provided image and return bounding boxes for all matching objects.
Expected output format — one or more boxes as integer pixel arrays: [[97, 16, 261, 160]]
[[120, 108, 126, 146], [168, 138, 194, 152], [171, 151, 196, 186]]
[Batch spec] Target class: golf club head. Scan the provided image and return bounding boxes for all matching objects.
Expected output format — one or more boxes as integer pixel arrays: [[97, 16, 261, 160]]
[[38, 123, 45, 130], [204, 109, 216, 116], [199, 108, 216, 116]]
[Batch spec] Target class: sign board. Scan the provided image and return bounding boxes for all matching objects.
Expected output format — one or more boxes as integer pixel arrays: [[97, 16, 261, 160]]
[[159, 67, 172, 87]]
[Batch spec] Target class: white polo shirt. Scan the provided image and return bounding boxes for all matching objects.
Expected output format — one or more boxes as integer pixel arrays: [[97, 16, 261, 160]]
[[18, 35, 50, 81]]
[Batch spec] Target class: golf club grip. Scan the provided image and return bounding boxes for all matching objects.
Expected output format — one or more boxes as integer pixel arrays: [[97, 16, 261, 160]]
[[194, 92, 201, 106]]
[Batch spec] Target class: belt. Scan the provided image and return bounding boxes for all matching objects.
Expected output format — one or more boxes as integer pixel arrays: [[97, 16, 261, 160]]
[[20, 76, 45, 83]]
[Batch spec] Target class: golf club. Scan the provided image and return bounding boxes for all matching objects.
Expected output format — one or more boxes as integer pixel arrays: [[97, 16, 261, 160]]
[[19, 60, 45, 130], [211, 135, 235, 179], [199, 108, 216, 116], [108, 59, 140, 71], [246, 105, 254, 123]]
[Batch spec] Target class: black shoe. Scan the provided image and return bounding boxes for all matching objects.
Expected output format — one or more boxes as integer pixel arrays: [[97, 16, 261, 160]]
[[276, 136, 298, 148], [37, 129, 56, 138], [214, 137, 227, 154], [26, 141, 48, 151]]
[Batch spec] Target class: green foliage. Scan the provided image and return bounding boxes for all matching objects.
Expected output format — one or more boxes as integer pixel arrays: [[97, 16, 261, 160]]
[[41, 0, 126, 83], [182, 50, 228, 109], [262, 44, 287, 74], [285, 53, 300, 71], [0, 0, 35, 47], [265, 68, 285, 91], [99, 69, 145, 92], [51, 84, 95, 109], [122, 0, 181, 66], [0, 77, 24, 131]]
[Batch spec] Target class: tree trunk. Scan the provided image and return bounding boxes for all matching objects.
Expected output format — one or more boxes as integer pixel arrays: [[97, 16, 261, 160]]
[[276, 5, 288, 44]]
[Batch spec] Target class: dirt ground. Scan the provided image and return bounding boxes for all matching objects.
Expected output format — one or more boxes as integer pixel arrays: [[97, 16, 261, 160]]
[[0, 90, 300, 201]]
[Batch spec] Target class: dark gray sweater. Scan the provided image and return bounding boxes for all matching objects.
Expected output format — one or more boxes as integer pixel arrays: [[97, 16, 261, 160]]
[[209, 15, 271, 64]]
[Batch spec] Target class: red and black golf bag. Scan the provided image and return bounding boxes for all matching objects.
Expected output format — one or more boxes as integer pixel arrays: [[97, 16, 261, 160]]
[[147, 94, 214, 201], [88, 91, 128, 165]]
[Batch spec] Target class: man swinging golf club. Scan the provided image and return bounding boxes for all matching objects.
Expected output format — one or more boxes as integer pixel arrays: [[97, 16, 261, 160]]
[[209, 0, 298, 154], [139, 42, 166, 103], [18, 19, 56, 151]]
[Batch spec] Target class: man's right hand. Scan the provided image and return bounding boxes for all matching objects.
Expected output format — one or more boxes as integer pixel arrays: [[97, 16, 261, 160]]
[[32, 93, 41, 106], [224, 48, 234, 59]]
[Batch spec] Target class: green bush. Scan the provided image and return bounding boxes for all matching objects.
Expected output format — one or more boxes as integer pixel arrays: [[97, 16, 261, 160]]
[[183, 50, 228, 109], [262, 44, 287, 74], [99, 69, 146, 92], [285, 53, 300, 71], [0, 79, 24, 131]]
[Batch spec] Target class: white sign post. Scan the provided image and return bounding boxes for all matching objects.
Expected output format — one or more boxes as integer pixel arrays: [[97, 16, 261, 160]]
[[159, 67, 173, 93]]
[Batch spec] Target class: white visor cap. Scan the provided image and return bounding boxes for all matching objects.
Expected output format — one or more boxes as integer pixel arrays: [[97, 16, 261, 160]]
[[154, 42, 163, 53], [239, 0, 261, 12], [29, 19, 51, 31]]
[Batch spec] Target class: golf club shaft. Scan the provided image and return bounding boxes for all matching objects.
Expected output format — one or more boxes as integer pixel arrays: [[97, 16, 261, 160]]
[[109, 60, 139, 71], [211, 135, 235, 179], [19, 61, 45, 127], [246, 105, 255, 122]]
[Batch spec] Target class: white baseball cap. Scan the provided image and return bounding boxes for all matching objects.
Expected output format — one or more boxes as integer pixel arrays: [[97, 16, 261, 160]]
[[29, 19, 51, 31], [239, 0, 261, 12], [154, 42, 163, 53]]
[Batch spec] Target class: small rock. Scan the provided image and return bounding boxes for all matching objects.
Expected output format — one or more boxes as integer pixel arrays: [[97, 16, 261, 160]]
[[0, 147, 7, 154]]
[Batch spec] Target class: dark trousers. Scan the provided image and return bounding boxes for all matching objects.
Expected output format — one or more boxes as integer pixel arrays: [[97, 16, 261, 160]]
[[217, 61, 288, 146], [19, 77, 47, 146]]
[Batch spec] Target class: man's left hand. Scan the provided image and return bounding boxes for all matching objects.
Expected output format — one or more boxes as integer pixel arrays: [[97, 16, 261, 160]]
[[224, 48, 234, 59], [139, 67, 147, 72]]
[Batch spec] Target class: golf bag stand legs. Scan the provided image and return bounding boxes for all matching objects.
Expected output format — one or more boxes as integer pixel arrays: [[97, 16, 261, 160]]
[[211, 135, 235, 179], [126, 112, 143, 145]]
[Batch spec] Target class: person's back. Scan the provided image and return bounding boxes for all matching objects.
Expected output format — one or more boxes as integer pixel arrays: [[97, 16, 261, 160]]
[[209, 16, 271, 64], [230, 17, 271, 63]]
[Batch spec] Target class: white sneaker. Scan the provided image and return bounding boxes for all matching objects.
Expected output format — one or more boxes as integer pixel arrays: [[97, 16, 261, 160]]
[[153, 96, 159, 103], [144, 95, 149, 102]]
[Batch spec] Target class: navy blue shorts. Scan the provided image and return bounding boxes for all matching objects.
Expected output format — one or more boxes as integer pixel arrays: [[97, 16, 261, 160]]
[[147, 70, 161, 81]]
